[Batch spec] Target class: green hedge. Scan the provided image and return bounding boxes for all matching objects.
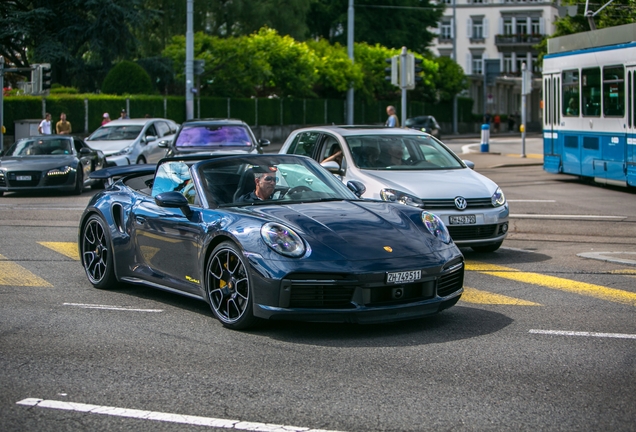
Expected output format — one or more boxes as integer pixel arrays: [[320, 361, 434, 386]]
[[1, 94, 474, 135]]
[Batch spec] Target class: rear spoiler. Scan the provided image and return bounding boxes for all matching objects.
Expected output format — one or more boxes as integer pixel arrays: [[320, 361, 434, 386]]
[[90, 164, 156, 185]]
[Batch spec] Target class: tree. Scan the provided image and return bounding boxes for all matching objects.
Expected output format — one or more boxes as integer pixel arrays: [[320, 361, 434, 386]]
[[307, 0, 444, 53], [102, 61, 153, 95]]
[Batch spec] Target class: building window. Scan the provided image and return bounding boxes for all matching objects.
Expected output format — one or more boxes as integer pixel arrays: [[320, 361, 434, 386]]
[[503, 54, 513, 74], [516, 19, 528, 35], [472, 54, 483, 75], [503, 18, 513, 35], [472, 18, 484, 40], [531, 18, 541, 35], [440, 21, 452, 40]]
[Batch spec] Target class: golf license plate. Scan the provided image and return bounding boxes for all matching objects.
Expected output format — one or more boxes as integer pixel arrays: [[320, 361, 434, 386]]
[[16, 175, 32, 181], [386, 270, 422, 284], [449, 214, 476, 224]]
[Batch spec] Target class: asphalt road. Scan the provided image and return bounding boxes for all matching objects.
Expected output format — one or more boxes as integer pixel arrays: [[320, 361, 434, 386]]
[[1, 145, 635, 431]]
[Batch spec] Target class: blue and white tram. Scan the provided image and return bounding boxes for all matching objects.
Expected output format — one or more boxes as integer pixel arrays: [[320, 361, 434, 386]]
[[542, 24, 636, 188]]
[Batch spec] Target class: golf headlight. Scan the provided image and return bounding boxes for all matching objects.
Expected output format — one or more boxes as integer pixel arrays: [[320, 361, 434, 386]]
[[261, 223, 306, 258], [112, 146, 132, 156], [421, 211, 452, 244], [380, 188, 423, 208], [491, 187, 506, 207], [47, 166, 73, 176]]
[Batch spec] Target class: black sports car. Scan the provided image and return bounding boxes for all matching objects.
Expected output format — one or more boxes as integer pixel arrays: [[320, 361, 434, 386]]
[[0, 135, 106, 196], [79, 154, 464, 329]]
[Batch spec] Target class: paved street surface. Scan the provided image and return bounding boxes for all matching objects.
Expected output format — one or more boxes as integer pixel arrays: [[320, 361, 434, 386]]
[[1, 134, 635, 432]]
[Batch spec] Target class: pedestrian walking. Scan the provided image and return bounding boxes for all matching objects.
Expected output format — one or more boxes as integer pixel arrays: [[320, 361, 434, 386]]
[[493, 114, 501, 133], [385, 105, 399, 128], [38, 113, 52, 135], [55, 112, 72, 135], [102, 113, 111, 125]]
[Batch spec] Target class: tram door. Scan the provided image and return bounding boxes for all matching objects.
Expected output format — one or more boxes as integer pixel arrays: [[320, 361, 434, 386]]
[[628, 66, 636, 187], [543, 73, 561, 173]]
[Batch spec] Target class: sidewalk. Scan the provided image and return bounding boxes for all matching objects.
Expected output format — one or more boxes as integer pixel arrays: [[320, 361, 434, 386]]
[[459, 150, 543, 170]]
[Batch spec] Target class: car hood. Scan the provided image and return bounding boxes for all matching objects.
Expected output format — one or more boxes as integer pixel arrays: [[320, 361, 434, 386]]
[[85, 140, 133, 155], [241, 200, 449, 261], [358, 167, 498, 198], [0, 155, 76, 169]]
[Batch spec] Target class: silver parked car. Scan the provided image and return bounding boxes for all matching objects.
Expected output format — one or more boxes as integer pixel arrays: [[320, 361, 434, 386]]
[[279, 126, 509, 252], [86, 118, 179, 166]]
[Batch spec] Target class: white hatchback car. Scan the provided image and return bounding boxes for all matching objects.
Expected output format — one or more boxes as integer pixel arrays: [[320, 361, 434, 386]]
[[86, 118, 179, 166], [279, 126, 509, 252]]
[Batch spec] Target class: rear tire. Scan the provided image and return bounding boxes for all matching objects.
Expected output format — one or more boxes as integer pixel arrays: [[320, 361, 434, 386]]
[[471, 241, 503, 253], [80, 214, 117, 289]]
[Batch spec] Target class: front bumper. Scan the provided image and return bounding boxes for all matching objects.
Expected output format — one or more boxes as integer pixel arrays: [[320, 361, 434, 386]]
[[104, 155, 133, 167]]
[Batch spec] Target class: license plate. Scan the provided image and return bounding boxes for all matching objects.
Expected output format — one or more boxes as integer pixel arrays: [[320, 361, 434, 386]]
[[449, 214, 476, 224], [386, 270, 422, 284], [16, 175, 32, 181]]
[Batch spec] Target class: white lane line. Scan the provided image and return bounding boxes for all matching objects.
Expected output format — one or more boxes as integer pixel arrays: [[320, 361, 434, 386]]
[[507, 200, 556, 202], [577, 251, 636, 267], [63, 303, 163, 313], [529, 329, 636, 340], [16, 398, 344, 432], [510, 214, 626, 220]]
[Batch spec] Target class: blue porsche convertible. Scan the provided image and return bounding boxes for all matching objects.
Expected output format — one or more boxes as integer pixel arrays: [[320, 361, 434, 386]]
[[79, 154, 464, 329]]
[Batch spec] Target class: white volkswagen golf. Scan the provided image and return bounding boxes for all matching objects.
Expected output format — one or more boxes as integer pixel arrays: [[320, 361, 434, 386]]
[[279, 126, 509, 252]]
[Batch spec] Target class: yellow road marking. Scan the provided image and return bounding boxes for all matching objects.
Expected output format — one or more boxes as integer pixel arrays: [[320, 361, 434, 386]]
[[39, 242, 79, 260], [610, 269, 636, 275], [466, 261, 636, 306], [0, 253, 52, 287], [461, 287, 541, 305]]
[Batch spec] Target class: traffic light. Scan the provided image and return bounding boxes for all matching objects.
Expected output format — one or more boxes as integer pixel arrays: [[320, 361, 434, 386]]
[[193, 59, 205, 76], [413, 56, 423, 83], [385, 56, 398, 87], [40, 64, 52, 91]]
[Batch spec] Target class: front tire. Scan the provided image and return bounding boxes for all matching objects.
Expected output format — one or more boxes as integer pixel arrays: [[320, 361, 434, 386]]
[[471, 241, 503, 253], [74, 169, 84, 195], [80, 214, 117, 289], [205, 241, 258, 330]]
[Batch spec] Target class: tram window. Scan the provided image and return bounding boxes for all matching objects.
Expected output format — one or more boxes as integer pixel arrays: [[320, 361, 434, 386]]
[[582, 67, 601, 117], [562, 70, 579, 116], [603, 66, 624, 117]]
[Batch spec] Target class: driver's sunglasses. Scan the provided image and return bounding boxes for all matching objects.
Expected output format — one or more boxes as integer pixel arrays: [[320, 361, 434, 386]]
[[262, 175, 276, 182]]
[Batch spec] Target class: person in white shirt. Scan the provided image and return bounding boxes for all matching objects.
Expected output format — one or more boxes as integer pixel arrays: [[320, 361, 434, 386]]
[[38, 113, 52, 135]]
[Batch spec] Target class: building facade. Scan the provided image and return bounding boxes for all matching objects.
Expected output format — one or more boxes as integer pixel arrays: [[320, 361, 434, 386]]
[[430, 0, 561, 130]]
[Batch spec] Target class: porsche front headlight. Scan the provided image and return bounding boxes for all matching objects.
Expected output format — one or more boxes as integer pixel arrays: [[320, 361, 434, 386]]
[[380, 188, 423, 208], [260, 223, 306, 258], [421, 211, 452, 244], [491, 187, 506, 207]]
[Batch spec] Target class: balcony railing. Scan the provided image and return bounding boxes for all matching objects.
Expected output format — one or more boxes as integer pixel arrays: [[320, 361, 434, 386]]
[[495, 34, 544, 46]]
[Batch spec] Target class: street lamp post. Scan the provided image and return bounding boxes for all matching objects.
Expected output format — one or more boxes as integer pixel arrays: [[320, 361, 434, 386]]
[[346, 0, 354, 125], [185, 0, 194, 120]]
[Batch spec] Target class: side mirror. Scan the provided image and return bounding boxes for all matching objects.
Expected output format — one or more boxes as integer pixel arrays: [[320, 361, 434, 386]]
[[321, 160, 344, 176], [155, 191, 192, 217], [79, 147, 92, 155], [144, 135, 157, 143], [346, 180, 366, 197], [463, 160, 475, 170], [258, 138, 270, 147], [158, 140, 170, 148]]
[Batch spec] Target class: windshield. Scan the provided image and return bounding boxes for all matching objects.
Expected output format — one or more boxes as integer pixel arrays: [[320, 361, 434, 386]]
[[87, 125, 143, 141], [345, 134, 464, 170], [4, 138, 73, 156], [194, 155, 357, 206], [175, 125, 254, 148]]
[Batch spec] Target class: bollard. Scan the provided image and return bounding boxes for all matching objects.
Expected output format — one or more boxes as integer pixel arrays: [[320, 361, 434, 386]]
[[480, 123, 490, 153]]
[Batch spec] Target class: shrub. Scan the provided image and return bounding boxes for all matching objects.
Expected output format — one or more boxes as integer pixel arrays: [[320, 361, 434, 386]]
[[101, 61, 153, 95]]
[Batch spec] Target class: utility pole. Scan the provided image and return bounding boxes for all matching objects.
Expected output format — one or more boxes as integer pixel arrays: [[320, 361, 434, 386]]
[[400, 47, 408, 127], [346, 0, 354, 125], [521, 62, 529, 158], [185, 0, 194, 120], [452, 0, 458, 134], [0, 56, 4, 149]]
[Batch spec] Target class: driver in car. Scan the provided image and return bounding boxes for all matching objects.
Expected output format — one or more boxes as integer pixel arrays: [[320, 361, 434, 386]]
[[238, 170, 277, 202]]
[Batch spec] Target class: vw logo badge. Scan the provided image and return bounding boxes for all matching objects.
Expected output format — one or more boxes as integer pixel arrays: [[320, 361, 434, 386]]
[[454, 196, 467, 210]]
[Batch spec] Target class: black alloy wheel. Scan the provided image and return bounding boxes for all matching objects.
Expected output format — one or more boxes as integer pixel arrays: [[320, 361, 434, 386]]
[[206, 242, 257, 330], [81, 214, 117, 289]]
